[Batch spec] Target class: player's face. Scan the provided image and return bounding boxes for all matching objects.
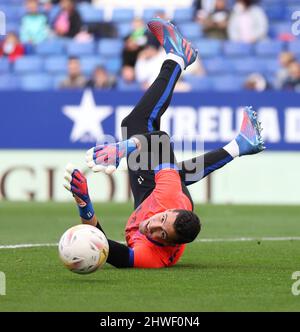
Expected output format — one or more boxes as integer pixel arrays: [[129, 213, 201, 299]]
[[139, 210, 179, 245]]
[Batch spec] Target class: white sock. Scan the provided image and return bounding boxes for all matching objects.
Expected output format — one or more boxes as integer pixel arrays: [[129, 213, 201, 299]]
[[165, 53, 184, 71], [223, 139, 240, 158]]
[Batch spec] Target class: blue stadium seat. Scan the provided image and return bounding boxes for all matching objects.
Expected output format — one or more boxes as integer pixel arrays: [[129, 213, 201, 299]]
[[67, 41, 95, 56], [117, 23, 132, 38], [255, 40, 284, 56], [223, 42, 253, 56], [0, 74, 19, 89], [111, 9, 134, 22], [195, 40, 222, 58], [142, 9, 165, 22], [0, 59, 10, 72], [231, 57, 263, 74], [269, 22, 292, 38], [44, 56, 68, 74], [263, 59, 280, 73], [178, 22, 203, 40], [104, 57, 122, 74], [80, 56, 104, 75], [285, 5, 300, 20], [19, 74, 54, 91], [203, 57, 233, 74], [183, 76, 212, 91], [0, 5, 24, 22], [77, 3, 104, 23], [5, 22, 19, 33], [173, 8, 194, 23], [262, 5, 284, 21], [47, 4, 61, 25], [98, 39, 123, 57], [14, 56, 44, 73], [117, 79, 141, 91], [288, 41, 300, 55], [53, 74, 67, 89], [36, 39, 67, 55], [211, 75, 245, 92]]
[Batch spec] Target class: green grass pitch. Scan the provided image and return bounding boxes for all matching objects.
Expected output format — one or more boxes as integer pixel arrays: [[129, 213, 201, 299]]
[[0, 202, 300, 312]]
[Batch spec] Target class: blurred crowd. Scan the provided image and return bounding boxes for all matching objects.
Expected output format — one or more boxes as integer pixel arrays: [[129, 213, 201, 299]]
[[0, 0, 299, 92]]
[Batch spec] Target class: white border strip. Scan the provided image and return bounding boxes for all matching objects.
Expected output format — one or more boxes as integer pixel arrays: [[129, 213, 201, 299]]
[[1, 236, 300, 250]]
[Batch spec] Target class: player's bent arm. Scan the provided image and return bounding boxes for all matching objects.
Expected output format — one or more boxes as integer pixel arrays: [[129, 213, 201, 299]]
[[63, 164, 135, 268]]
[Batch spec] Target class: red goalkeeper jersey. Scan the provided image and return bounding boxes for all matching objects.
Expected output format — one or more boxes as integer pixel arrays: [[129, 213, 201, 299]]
[[125, 169, 193, 268]]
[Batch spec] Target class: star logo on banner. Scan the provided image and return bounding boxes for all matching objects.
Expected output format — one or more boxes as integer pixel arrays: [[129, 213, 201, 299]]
[[63, 90, 113, 143]]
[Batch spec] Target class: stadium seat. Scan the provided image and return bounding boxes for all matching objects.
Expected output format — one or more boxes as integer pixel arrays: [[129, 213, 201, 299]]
[[44, 56, 68, 74], [177, 22, 203, 40], [203, 57, 233, 74], [117, 79, 141, 91], [0, 5, 24, 22], [142, 9, 166, 22], [194, 40, 222, 58], [285, 5, 300, 20], [288, 41, 300, 55], [80, 56, 105, 75], [269, 22, 292, 38], [67, 41, 95, 56], [183, 76, 213, 91], [211, 75, 245, 92], [117, 23, 132, 38], [230, 57, 261, 74], [14, 56, 44, 73], [5, 22, 20, 33], [36, 39, 67, 56], [47, 4, 61, 25], [255, 40, 284, 56], [0, 74, 19, 89], [104, 57, 122, 74], [0, 59, 10, 73], [223, 42, 253, 56], [53, 74, 66, 89], [173, 8, 194, 23], [77, 3, 104, 23], [98, 39, 123, 57], [111, 9, 134, 22], [263, 5, 284, 21], [19, 74, 54, 91]]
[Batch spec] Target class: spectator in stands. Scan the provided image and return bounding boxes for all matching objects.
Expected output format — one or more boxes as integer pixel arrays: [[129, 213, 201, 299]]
[[20, 0, 49, 44], [122, 18, 147, 70], [244, 73, 269, 91], [86, 66, 116, 89], [275, 52, 296, 89], [199, 0, 229, 40], [228, 0, 268, 43], [282, 61, 300, 92], [135, 45, 165, 90], [193, 0, 217, 20], [53, 0, 82, 38], [60, 56, 86, 88], [0, 32, 25, 63]]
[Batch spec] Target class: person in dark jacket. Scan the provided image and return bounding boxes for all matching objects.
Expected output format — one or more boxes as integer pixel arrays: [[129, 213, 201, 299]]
[[53, 0, 82, 38]]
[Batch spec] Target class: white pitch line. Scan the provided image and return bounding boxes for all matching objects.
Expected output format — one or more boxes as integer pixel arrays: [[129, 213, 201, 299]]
[[1, 237, 300, 250]]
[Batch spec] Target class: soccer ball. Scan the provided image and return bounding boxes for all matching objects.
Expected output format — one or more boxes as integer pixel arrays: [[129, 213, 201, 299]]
[[58, 224, 109, 274]]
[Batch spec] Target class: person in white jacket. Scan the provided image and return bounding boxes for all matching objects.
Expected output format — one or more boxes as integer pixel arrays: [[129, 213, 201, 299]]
[[228, 0, 268, 43]]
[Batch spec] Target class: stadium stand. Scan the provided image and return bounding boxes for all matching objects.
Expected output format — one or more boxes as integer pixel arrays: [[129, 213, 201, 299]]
[[0, 0, 299, 91]]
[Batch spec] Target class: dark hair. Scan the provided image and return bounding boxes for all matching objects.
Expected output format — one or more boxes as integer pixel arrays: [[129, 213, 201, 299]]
[[173, 210, 201, 244]]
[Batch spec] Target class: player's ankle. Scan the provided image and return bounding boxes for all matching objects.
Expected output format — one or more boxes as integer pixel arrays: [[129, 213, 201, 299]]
[[223, 139, 240, 158]]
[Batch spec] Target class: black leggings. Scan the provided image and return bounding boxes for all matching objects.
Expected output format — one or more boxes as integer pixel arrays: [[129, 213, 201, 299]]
[[122, 60, 233, 208]]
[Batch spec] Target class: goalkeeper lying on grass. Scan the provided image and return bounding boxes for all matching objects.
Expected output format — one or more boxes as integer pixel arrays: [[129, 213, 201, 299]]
[[63, 18, 265, 268]]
